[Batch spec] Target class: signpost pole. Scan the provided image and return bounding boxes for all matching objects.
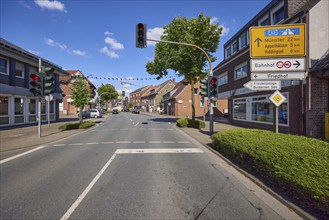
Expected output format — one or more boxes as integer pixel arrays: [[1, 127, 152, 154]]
[[275, 106, 279, 133]]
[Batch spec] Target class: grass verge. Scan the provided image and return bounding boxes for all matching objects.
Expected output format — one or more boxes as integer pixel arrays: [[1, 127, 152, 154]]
[[211, 128, 329, 218], [59, 121, 95, 131]]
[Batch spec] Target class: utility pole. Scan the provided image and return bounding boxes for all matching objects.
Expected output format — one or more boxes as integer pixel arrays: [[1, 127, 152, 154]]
[[38, 59, 42, 138]]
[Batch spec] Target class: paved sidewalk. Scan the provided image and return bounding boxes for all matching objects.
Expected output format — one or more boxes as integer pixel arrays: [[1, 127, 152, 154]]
[[0, 115, 107, 160]]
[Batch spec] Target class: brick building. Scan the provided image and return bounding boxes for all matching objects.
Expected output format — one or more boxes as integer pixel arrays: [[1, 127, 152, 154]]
[[59, 70, 96, 115], [129, 85, 152, 109], [213, 0, 328, 139], [163, 80, 228, 118]]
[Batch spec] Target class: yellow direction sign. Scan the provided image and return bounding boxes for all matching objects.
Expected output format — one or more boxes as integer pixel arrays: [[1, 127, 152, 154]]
[[250, 24, 306, 58]]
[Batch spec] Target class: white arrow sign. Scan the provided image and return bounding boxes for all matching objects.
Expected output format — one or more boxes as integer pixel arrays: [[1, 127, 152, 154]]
[[251, 58, 305, 72], [251, 72, 306, 80], [244, 81, 281, 91]]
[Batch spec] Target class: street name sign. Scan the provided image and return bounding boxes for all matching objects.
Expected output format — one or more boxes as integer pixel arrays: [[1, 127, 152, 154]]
[[251, 58, 305, 72], [269, 90, 286, 107], [244, 80, 281, 91], [250, 24, 306, 58], [251, 72, 306, 80]]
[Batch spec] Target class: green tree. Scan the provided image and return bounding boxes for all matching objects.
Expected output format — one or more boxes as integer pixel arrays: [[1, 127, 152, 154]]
[[146, 13, 222, 120], [97, 83, 118, 110], [72, 77, 92, 123]]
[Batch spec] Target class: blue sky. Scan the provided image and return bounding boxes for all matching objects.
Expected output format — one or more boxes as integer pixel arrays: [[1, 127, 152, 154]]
[[1, 0, 270, 95]]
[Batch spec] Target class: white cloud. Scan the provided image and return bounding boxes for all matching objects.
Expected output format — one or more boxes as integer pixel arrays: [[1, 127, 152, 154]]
[[105, 37, 124, 50], [147, 27, 164, 46], [104, 31, 114, 36], [99, 46, 119, 59], [72, 50, 87, 57], [219, 24, 230, 36], [210, 17, 219, 25], [34, 0, 67, 12], [44, 38, 67, 50]]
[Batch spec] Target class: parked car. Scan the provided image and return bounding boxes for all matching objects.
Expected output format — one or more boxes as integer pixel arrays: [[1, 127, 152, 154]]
[[112, 108, 119, 114], [78, 109, 103, 118], [132, 106, 140, 114]]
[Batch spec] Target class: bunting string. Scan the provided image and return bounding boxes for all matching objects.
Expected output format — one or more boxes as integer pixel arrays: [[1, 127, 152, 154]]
[[86, 76, 174, 81]]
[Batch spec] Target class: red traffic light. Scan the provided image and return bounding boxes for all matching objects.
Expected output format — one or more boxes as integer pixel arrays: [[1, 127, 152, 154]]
[[210, 77, 217, 84], [30, 73, 40, 81]]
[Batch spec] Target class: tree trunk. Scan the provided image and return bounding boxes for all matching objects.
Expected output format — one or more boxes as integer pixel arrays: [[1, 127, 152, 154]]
[[190, 83, 195, 121], [79, 106, 83, 123]]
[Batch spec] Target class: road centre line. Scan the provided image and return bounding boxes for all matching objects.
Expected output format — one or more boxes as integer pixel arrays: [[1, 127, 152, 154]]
[[69, 143, 83, 146], [86, 142, 99, 145], [53, 144, 66, 146], [163, 141, 175, 143], [134, 122, 139, 127], [116, 141, 131, 143], [101, 141, 114, 144], [133, 141, 146, 143], [177, 141, 190, 143], [149, 141, 161, 143]]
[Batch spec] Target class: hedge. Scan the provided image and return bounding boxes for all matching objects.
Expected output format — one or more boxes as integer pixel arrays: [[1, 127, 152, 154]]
[[176, 118, 205, 129], [59, 121, 95, 131], [211, 128, 329, 218]]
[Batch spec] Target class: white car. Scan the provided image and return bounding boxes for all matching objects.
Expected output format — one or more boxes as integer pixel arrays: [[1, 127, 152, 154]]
[[78, 109, 103, 118], [132, 106, 140, 114]]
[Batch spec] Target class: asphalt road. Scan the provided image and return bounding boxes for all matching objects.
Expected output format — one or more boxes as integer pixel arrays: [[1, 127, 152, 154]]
[[0, 112, 301, 219]]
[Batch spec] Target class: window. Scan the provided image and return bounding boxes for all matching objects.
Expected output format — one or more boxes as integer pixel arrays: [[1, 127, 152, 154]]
[[258, 15, 270, 26], [234, 62, 248, 80], [272, 7, 284, 24], [0, 57, 9, 75], [14, 97, 25, 124], [231, 41, 238, 54], [218, 72, 228, 86], [225, 46, 231, 59], [200, 99, 204, 108], [15, 62, 25, 78], [239, 31, 248, 49], [0, 96, 9, 125], [194, 88, 198, 95], [28, 99, 37, 122], [251, 94, 288, 125], [233, 99, 246, 120]]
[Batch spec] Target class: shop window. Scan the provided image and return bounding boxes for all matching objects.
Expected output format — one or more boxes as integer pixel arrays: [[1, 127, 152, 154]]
[[252, 101, 273, 123], [233, 99, 246, 120], [0, 96, 9, 125], [29, 99, 37, 122], [0, 57, 9, 75], [15, 97, 25, 124]]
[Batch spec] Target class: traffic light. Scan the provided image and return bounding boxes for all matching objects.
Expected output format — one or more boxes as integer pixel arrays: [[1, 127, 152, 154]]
[[43, 67, 55, 96], [200, 78, 208, 97], [60, 87, 66, 103], [199, 69, 209, 97], [136, 23, 147, 48], [208, 76, 218, 98], [29, 72, 42, 96]]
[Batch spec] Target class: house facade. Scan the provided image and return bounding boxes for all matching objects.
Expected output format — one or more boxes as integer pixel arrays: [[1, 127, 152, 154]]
[[0, 38, 68, 127], [163, 80, 228, 118], [129, 85, 152, 109], [213, 0, 328, 139], [141, 79, 176, 112], [59, 70, 96, 115]]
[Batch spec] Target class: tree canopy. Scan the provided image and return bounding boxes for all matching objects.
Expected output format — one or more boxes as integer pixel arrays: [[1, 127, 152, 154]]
[[146, 13, 222, 120], [71, 77, 92, 123], [97, 83, 119, 108]]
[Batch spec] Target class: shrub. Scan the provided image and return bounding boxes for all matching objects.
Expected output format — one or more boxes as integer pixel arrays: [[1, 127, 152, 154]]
[[176, 118, 205, 128], [59, 121, 95, 131], [211, 128, 329, 218]]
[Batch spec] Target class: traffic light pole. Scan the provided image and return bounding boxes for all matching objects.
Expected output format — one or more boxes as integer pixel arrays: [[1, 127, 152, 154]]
[[147, 38, 214, 134], [38, 58, 42, 138]]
